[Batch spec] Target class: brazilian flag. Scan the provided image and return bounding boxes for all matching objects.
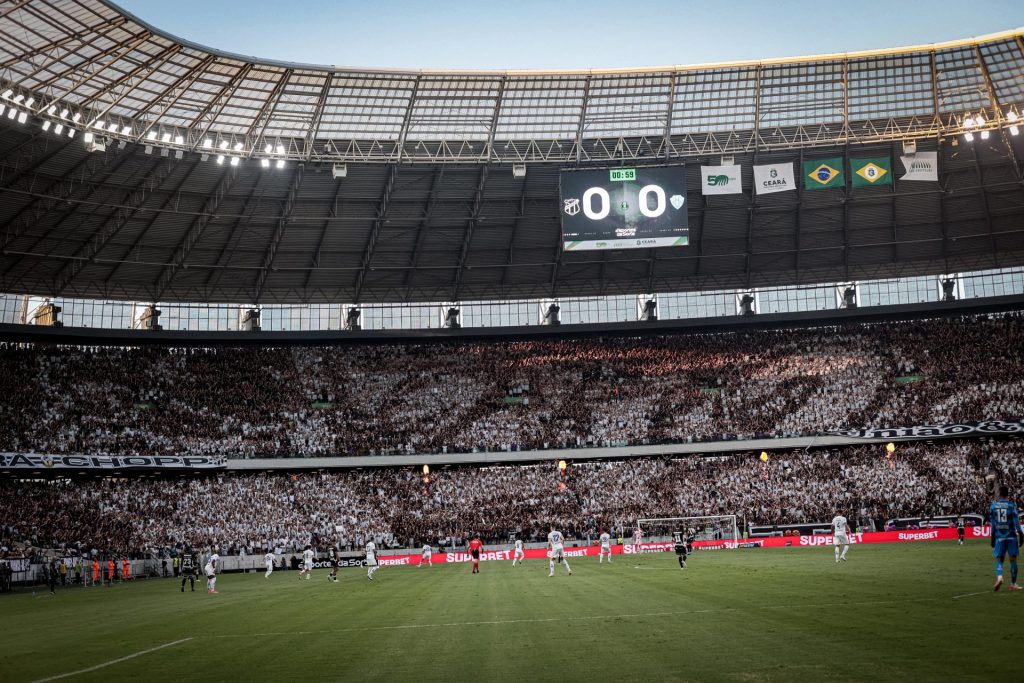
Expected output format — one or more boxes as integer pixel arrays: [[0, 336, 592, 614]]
[[803, 157, 843, 189], [850, 157, 892, 187]]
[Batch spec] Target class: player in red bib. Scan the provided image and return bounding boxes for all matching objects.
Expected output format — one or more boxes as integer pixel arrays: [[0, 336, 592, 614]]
[[468, 534, 484, 574]]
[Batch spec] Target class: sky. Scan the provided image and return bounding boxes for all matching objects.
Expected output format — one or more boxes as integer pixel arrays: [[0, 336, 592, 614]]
[[113, 0, 1024, 71]]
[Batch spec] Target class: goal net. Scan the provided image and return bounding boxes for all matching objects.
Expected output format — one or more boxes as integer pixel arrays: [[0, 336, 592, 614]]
[[636, 515, 739, 550]]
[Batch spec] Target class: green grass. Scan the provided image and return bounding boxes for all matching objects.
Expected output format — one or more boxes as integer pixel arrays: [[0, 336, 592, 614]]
[[0, 541, 1019, 682]]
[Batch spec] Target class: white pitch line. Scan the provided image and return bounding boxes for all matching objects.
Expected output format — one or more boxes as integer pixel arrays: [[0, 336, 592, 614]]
[[952, 590, 990, 600], [207, 597, 947, 639], [31, 638, 193, 683]]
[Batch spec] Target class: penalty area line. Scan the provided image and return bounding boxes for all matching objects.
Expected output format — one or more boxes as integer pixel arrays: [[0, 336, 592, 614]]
[[31, 638, 193, 683]]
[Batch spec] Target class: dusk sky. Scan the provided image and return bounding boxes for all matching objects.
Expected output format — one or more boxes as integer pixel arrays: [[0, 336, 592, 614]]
[[115, 0, 1024, 70]]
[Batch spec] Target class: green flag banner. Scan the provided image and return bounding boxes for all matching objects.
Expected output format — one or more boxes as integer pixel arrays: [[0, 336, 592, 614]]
[[850, 157, 892, 187], [803, 157, 844, 189]]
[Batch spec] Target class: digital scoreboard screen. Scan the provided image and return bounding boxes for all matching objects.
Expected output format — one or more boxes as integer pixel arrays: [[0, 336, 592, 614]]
[[559, 167, 689, 251]]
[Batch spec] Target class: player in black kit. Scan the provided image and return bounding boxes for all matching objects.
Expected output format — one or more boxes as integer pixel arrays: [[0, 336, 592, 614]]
[[180, 547, 199, 592], [328, 546, 339, 583], [673, 531, 688, 569], [956, 517, 965, 546]]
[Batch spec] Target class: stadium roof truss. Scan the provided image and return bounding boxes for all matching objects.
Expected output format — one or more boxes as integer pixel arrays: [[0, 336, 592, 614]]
[[0, 1, 1022, 304]]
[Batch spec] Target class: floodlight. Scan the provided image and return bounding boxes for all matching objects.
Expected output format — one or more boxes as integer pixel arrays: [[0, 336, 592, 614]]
[[94, 121, 106, 130], [216, 155, 224, 164], [122, 125, 132, 135], [67, 128, 75, 138], [264, 143, 273, 154], [1006, 111, 1019, 122], [980, 130, 990, 140], [12, 94, 23, 103], [54, 123, 63, 135], [41, 120, 51, 131], [276, 144, 285, 155], [229, 157, 239, 166], [0, 89, 12, 98], [84, 132, 94, 143], [261, 158, 270, 168], [276, 159, 285, 169], [161, 132, 171, 143], [24, 98, 33, 108], [1010, 126, 1020, 136], [59, 109, 69, 118], [174, 135, 184, 145], [233, 142, 243, 151], [147, 130, 157, 141], [219, 141, 229, 150], [963, 131, 974, 142], [17, 111, 27, 124]]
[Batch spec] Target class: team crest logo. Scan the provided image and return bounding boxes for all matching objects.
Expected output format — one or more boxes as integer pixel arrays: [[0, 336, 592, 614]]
[[563, 198, 580, 216], [42, 457, 54, 469], [769, 169, 778, 178], [670, 194, 685, 210], [808, 163, 840, 185]]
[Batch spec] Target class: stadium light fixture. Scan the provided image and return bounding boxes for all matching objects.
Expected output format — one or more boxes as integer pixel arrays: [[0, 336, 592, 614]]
[[94, 121, 105, 130], [264, 143, 273, 154], [219, 140, 229, 150], [973, 115, 986, 127], [24, 98, 34, 108], [84, 131, 94, 143], [6, 107, 15, 120], [72, 112, 81, 123], [980, 130, 990, 140], [229, 157, 239, 166], [233, 142, 243, 152], [161, 132, 171, 143], [962, 115, 975, 128], [276, 144, 285, 155], [260, 158, 270, 168], [122, 125, 132, 136], [276, 159, 285, 169], [963, 131, 974, 142], [54, 123, 63, 135], [0, 89, 11, 98], [46, 105, 56, 115], [17, 111, 27, 124], [59, 108, 68, 118], [1011, 127, 1020, 136], [216, 154, 224, 164], [174, 135, 184, 145], [146, 131, 157, 141], [12, 94, 23, 103], [67, 128, 75, 139], [0, 104, 5, 117], [41, 120, 50, 131], [1007, 111, 1019, 123]]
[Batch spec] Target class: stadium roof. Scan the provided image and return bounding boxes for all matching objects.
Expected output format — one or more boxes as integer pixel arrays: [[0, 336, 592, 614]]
[[0, 1, 1022, 304]]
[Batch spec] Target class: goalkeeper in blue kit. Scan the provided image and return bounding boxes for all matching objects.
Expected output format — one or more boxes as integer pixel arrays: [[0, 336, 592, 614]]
[[990, 484, 1022, 592]]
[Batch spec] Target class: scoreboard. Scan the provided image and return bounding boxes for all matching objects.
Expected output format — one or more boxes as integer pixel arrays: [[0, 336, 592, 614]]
[[559, 167, 689, 251]]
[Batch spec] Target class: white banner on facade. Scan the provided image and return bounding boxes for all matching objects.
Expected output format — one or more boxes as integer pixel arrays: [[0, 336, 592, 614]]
[[899, 152, 938, 182], [0, 453, 227, 470], [700, 165, 743, 195], [752, 163, 796, 194]]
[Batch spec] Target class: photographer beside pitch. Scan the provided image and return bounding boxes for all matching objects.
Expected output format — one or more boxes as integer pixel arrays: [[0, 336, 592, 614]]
[[990, 484, 1022, 592]]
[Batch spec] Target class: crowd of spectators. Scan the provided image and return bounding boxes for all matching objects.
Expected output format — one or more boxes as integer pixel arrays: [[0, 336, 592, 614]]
[[2, 439, 1020, 556], [0, 312, 1021, 458]]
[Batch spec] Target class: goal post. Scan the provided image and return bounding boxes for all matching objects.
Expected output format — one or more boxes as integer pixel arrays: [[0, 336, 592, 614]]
[[636, 515, 739, 549]]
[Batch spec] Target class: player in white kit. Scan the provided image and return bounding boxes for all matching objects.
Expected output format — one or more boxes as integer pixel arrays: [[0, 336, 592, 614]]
[[299, 545, 314, 579], [598, 531, 612, 563], [204, 552, 219, 594], [366, 541, 379, 580], [547, 526, 572, 577], [512, 539, 525, 567], [832, 514, 851, 562], [420, 544, 432, 567], [633, 527, 643, 553], [264, 551, 275, 578]]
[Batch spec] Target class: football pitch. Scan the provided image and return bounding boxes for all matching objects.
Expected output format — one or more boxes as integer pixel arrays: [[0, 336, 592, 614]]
[[1, 541, 1019, 682]]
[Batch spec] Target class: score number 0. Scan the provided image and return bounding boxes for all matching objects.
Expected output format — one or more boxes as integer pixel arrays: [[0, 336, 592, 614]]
[[581, 185, 667, 220]]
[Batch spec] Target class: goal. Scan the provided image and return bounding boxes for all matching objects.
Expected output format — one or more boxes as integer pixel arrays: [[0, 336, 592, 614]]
[[636, 515, 739, 549]]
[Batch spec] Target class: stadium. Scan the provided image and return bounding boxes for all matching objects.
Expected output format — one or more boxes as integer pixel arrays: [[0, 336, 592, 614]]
[[1, 0, 1023, 680]]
